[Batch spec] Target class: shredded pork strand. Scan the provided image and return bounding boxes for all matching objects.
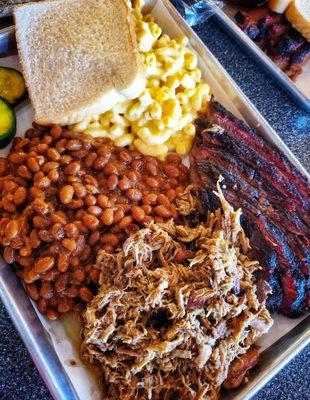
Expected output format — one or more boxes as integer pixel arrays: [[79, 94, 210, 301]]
[[81, 183, 273, 400]]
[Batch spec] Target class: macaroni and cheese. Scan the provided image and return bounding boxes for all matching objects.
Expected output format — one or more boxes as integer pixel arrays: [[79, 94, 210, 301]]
[[71, 0, 210, 159]]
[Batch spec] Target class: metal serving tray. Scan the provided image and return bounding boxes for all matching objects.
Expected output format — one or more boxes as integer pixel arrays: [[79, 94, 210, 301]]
[[209, 2, 310, 111], [0, 1, 309, 399]]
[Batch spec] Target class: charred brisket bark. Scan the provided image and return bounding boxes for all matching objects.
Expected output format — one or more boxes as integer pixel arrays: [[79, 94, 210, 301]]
[[191, 100, 310, 317], [235, 9, 309, 80]]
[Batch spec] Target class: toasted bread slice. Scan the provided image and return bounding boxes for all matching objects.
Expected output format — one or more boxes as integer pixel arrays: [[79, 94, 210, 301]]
[[286, 0, 310, 40], [269, 0, 293, 13], [14, 0, 145, 125]]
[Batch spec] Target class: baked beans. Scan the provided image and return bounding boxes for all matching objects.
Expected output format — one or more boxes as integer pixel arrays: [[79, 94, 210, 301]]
[[0, 125, 189, 319]]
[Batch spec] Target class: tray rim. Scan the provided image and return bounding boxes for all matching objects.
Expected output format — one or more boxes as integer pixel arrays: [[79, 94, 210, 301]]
[[210, 3, 310, 111], [0, 1, 309, 400], [0, 264, 79, 400]]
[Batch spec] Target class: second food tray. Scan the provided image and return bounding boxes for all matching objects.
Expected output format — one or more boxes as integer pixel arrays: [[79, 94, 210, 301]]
[[209, 2, 310, 110], [0, 1, 309, 400]]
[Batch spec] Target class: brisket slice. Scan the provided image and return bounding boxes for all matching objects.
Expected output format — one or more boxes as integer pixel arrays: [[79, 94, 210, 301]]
[[191, 100, 310, 317], [235, 10, 261, 40], [192, 159, 308, 317], [257, 12, 289, 49], [270, 29, 305, 56], [287, 43, 310, 80], [206, 101, 310, 203], [269, 29, 305, 71], [194, 128, 309, 233]]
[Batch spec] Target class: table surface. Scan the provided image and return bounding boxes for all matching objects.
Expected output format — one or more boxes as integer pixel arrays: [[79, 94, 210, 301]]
[[0, 3, 310, 399]]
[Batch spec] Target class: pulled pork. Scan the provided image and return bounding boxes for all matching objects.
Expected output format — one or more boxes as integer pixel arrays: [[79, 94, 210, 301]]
[[81, 182, 273, 400]]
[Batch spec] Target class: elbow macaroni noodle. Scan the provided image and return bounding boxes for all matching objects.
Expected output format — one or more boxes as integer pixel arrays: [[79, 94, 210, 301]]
[[71, 0, 210, 159]]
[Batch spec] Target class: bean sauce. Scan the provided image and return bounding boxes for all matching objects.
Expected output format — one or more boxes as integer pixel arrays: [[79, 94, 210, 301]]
[[0, 125, 189, 319]]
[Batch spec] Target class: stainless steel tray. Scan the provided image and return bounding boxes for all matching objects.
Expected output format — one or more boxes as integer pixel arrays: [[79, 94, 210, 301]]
[[209, 3, 310, 111], [0, 1, 309, 399]]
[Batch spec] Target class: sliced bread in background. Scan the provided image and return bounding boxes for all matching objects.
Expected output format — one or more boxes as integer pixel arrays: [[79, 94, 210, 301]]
[[14, 0, 145, 125], [269, 0, 310, 41], [269, 0, 293, 13], [286, 0, 310, 41]]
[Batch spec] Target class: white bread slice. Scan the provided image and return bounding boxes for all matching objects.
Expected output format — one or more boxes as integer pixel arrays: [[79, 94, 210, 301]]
[[14, 0, 146, 125], [286, 0, 310, 40], [269, 0, 293, 13]]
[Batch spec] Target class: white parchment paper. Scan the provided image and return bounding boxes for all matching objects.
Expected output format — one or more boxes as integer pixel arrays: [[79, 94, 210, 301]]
[[0, 1, 305, 398]]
